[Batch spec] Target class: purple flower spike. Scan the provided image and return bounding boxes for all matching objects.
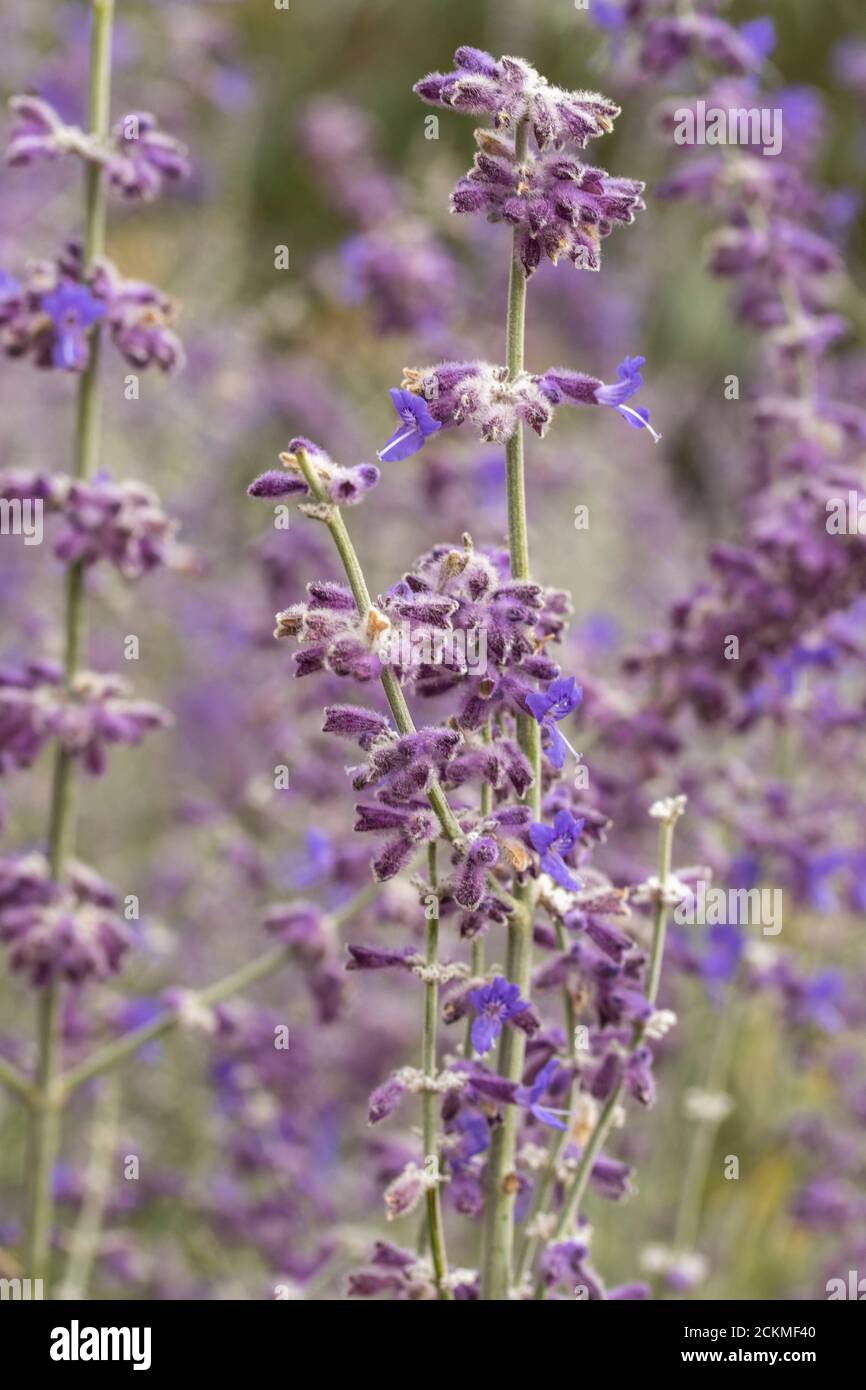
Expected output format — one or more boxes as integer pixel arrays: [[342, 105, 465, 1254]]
[[529, 810, 585, 891], [41, 283, 105, 371], [377, 388, 442, 463], [595, 355, 662, 443], [525, 675, 582, 768], [467, 975, 529, 1055]]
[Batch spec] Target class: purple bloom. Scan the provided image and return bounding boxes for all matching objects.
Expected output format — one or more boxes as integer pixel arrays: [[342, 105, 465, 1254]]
[[41, 283, 105, 371], [5, 95, 70, 167], [592, 1, 627, 32], [595, 355, 662, 442], [515, 1058, 568, 1129], [107, 111, 191, 201], [467, 975, 529, 1055], [377, 388, 442, 463], [0, 852, 131, 987], [739, 18, 777, 63], [413, 49, 620, 153], [525, 675, 582, 769], [450, 135, 645, 275], [529, 810, 585, 891]]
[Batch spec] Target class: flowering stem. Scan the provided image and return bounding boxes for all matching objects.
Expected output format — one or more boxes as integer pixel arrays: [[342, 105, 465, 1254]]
[[479, 113, 539, 1303], [423, 843, 454, 1299], [0, 1056, 35, 1104], [55, 1072, 120, 1301], [59, 877, 382, 1096], [294, 447, 469, 850], [672, 992, 741, 1258], [533, 811, 679, 1297], [24, 0, 115, 1292], [464, 724, 493, 1058]]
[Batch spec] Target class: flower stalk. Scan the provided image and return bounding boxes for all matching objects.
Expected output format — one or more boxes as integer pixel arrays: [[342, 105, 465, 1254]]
[[422, 844, 454, 1299], [534, 803, 684, 1297], [60, 877, 383, 1096], [480, 114, 540, 1303], [24, 0, 116, 1290]]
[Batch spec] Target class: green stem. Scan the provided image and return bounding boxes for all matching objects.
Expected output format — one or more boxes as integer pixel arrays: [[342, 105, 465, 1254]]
[[24, 0, 115, 1293], [464, 723, 492, 1059], [0, 1056, 35, 1104], [60, 878, 382, 1096], [422, 844, 453, 1299], [672, 993, 741, 1257], [55, 1073, 120, 1301], [534, 811, 680, 1297], [479, 114, 538, 1303]]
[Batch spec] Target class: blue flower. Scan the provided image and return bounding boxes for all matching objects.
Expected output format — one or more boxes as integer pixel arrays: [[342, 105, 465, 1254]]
[[42, 282, 105, 371], [377, 388, 442, 462], [525, 675, 582, 769], [699, 922, 745, 1000], [592, 0, 627, 31], [467, 975, 528, 1055], [529, 810, 584, 892], [740, 17, 777, 62], [515, 1059, 568, 1130], [595, 355, 662, 443]]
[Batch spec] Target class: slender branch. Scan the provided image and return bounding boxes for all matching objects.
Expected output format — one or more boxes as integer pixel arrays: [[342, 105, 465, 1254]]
[[463, 722, 493, 1059], [422, 843, 454, 1299], [0, 1055, 35, 1105], [479, 113, 539, 1303], [24, 0, 116, 1291], [60, 877, 382, 1096], [672, 991, 741, 1258], [294, 447, 482, 855]]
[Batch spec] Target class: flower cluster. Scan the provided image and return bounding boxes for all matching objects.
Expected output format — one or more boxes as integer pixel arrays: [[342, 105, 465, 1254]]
[[7, 95, 190, 200], [414, 48, 621, 150], [249, 437, 380, 508], [298, 96, 458, 334], [379, 355, 659, 455], [0, 664, 171, 777], [0, 468, 185, 578], [0, 851, 131, 985], [452, 129, 645, 275], [0, 241, 185, 374]]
